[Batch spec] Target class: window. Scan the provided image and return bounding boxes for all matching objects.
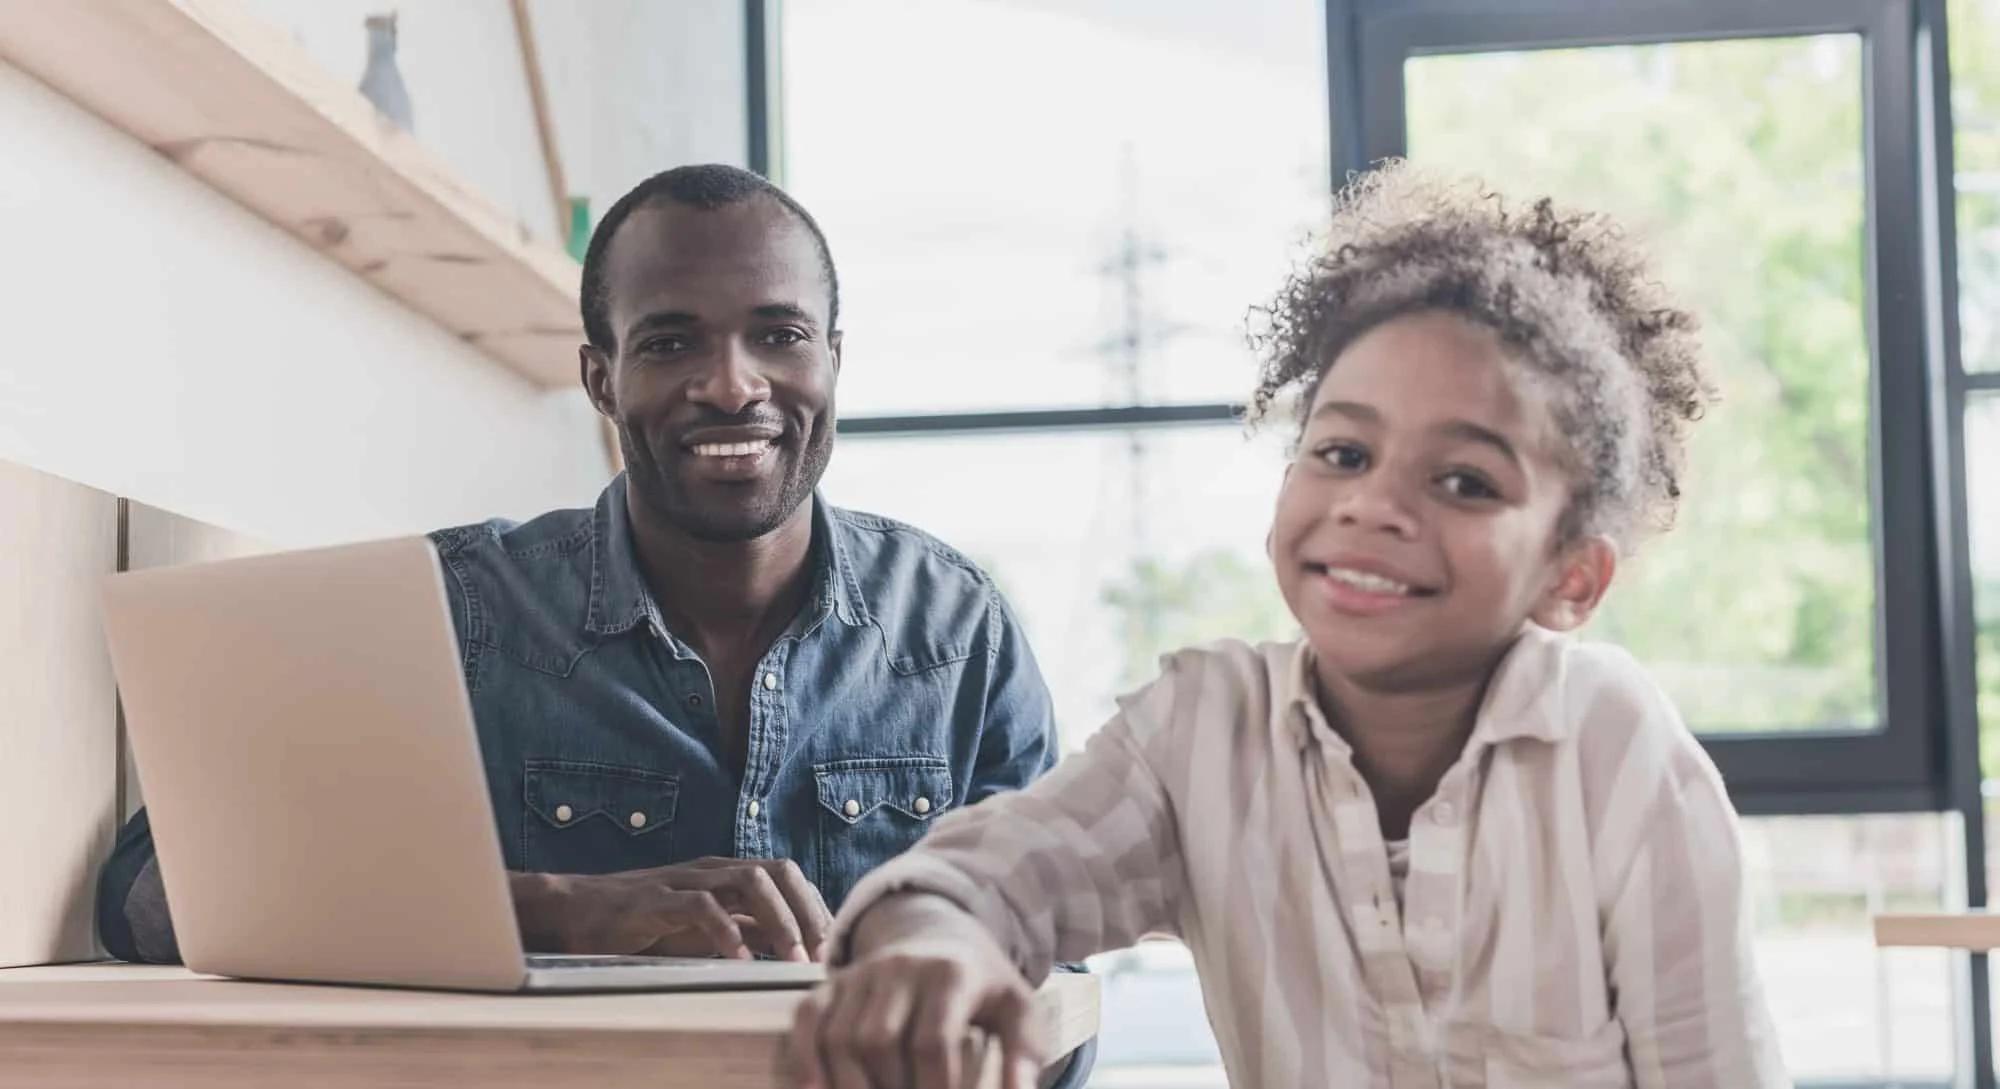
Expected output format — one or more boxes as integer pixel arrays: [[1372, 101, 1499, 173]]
[[1747, 815, 1958, 1084], [782, 0, 1329, 415], [1955, 0, 2000, 375], [823, 426, 1293, 748]]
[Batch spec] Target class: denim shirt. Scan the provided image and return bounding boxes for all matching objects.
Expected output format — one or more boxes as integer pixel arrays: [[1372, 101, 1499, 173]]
[[427, 477, 1058, 909]]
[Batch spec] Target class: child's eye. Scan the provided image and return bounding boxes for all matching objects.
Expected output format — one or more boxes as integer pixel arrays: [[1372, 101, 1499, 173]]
[[1438, 470, 1500, 501], [1316, 443, 1369, 473]]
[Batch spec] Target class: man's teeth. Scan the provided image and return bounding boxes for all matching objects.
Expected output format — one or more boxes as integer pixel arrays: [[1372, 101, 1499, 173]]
[[691, 440, 772, 457], [1323, 567, 1413, 595]]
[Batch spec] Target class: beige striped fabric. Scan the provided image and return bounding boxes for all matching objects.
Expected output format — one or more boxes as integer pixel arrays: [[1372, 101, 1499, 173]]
[[832, 625, 1792, 1088]]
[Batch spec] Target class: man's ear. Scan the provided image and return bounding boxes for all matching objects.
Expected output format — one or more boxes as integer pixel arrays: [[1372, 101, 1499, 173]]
[[1531, 534, 1617, 633], [580, 344, 616, 418], [829, 330, 844, 376]]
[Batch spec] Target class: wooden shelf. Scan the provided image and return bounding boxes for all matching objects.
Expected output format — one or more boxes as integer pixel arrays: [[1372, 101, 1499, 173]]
[[0, 0, 582, 388]]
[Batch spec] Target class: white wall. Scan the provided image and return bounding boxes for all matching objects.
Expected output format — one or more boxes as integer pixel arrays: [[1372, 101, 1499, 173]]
[[238, 0, 751, 247], [0, 57, 605, 547], [529, 0, 752, 204]]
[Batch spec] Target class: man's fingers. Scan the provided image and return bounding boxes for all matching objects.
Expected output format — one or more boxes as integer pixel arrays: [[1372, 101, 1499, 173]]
[[715, 865, 807, 961], [657, 889, 749, 959], [764, 859, 834, 959]]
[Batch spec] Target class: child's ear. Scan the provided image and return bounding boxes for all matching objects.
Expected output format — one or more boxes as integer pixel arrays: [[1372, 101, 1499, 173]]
[[1531, 534, 1617, 632]]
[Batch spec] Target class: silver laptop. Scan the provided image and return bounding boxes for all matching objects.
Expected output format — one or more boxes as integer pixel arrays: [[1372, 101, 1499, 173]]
[[99, 535, 824, 994]]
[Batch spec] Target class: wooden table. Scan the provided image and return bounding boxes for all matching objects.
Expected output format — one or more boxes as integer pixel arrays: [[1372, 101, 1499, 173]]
[[1875, 911, 2000, 951], [0, 963, 1100, 1088]]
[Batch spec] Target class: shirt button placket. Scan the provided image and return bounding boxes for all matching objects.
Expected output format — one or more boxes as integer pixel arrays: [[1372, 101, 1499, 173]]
[[742, 653, 786, 857]]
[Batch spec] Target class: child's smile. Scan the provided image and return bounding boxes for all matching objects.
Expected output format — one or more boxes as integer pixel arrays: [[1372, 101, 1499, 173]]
[[1304, 555, 1439, 616]]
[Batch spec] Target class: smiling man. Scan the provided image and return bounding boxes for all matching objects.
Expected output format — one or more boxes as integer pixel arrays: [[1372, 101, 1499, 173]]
[[96, 167, 1077, 990]]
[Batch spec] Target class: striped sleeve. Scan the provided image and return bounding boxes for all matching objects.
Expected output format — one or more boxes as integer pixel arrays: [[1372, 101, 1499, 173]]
[[1599, 706, 1790, 1088], [828, 668, 1189, 984]]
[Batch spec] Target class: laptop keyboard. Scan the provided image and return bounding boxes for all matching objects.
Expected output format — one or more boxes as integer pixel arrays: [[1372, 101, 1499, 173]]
[[527, 954, 703, 970]]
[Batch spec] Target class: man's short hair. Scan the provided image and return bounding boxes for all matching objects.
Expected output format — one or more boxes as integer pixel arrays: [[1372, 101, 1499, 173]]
[[579, 163, 840, 351]]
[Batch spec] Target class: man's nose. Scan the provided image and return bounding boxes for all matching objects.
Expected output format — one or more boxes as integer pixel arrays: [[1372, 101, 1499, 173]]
[[686, 340, 772, 413]]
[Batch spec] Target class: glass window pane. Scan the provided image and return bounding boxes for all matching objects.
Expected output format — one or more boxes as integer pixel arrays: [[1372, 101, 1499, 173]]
[[823, 427, 1293, 746], [1954, 0, 2000, 373], [782, 0, 1330, 415], [1746, 814, 1957, 1083], [1969, 399, 2000, 1078], [1974, 396, 2000, 786], [1405, 38, 1877, 734]]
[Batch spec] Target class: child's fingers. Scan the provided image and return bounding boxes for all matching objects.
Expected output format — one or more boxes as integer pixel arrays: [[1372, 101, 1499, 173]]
[[906, 972, 980, 1089], [815, 971, 885, 1089], [784, 988, 829, 1089], [981, 984, 1046, 1089], [846, 973, 920, 1088]]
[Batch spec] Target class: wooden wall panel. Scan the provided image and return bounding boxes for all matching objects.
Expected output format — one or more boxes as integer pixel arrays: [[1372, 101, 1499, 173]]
[[118, 503, 268, 819], [0, 461, 119, 967]]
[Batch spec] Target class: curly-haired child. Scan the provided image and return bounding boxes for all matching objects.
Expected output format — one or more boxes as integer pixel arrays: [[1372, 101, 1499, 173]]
[[788, 160, 1789, 1089]]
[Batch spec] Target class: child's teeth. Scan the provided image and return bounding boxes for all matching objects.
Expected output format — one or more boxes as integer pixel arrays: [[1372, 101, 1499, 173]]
[[1327, 567, 1411, 595]]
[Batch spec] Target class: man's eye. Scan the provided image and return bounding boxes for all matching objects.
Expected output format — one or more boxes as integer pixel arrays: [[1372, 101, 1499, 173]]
[[762, 328, 807, 346], [1439, 470, 1500, 500], [639, 337, 690, 355], [1316, 443, 1369, 472]]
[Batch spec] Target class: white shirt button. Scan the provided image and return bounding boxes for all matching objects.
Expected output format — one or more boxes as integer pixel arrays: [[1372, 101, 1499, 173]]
[[628, 811, 647, 829], [1432, 801, 1456, 825], [913, 797, 932, 815], [553, 804, 573, 823], [746, 799, 761, 819], [762, 672, 778, 690], [843, 799, 861, 818]]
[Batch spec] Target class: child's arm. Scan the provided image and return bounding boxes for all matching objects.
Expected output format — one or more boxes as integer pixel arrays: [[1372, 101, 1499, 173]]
[[1601, 727, 1790, 1088], [840, 679, 1184, 972], [789, 673, 1190, 1088]]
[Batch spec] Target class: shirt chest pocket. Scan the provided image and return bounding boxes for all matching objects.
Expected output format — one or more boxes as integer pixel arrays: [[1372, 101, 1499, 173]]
[[521, 760, 678, 875], [813, 758, 954, 909]]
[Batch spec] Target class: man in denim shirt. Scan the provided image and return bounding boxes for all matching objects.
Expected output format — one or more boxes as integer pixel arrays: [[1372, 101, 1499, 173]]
[[97, 163, 1093, 1084]]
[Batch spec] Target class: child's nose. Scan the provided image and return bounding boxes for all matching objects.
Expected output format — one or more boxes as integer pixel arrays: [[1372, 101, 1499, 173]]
[[1332, 479, 1420, 537]]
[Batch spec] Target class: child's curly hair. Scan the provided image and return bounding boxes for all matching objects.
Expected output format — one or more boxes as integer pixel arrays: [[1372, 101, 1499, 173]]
[[1248, 160, 1715, 551]]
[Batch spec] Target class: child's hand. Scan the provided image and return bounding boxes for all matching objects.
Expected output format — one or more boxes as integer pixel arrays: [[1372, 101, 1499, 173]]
[[786, 894, 1046, 1089]]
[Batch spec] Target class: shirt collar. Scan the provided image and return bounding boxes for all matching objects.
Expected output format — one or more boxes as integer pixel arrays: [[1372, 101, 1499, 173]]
[[585, 475, 861, 639], [1284, 623, 1573, 753]]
